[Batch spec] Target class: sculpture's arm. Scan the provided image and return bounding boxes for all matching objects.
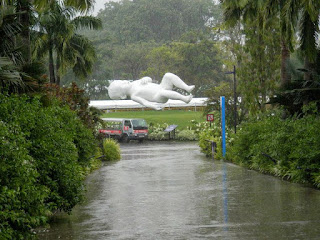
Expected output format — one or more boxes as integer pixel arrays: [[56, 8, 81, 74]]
[[131, 95, 162, 110]]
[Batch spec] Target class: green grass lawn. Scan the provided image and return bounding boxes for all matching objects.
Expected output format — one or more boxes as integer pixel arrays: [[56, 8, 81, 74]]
[[101, 110, 206, 129]]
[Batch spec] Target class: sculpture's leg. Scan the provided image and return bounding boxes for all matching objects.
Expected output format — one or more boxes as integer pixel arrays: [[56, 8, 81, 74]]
[[160, 90, 192, 103], [131, 95, 163, 110], [160, 73, 195, 92]]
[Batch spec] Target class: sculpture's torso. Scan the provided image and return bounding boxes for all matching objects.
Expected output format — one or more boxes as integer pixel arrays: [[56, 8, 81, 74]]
[[130, 82, 169, 103]]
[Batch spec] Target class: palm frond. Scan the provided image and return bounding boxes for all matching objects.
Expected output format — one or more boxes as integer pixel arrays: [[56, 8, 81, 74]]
[[0, 57, 25, 93], [223, 6, 241, 27], [71, 16, 102, 30], [299, 9, 318, 62], [32, 33, 50, 59], [69, 34, 96, 78], [64, 0, 95, 13], [0, 4, 23, 63], [304, 0, 320, 22]]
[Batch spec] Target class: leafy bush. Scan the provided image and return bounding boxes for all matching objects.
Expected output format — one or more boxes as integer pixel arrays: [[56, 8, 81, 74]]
[[148, 123, 168, 134], [228, 110, 320, 188], [102, 139, 121, 161], [176, 129, 197, 141], [199, 131, 223, 160], [0, 121, 48, 239], [73, 120, 97, 166], [42, 82, 103, 130], [29, 105, 87, 213], [148, 123, 169, 140], [0, 93, 97, 238], [148, 131, 169, 140], [192, 117, 225, 160]]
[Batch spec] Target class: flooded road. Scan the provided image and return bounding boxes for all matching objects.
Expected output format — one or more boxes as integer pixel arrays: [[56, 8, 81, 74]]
[[39, 142, 320, 240]]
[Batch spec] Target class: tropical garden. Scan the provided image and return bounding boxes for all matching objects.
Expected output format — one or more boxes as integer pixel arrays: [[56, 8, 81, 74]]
[[1, 0, 320, 238]]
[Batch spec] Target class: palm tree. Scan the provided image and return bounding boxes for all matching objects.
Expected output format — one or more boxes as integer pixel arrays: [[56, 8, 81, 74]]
[[283, 0, 320, 81], [34, 2, 102, 84], [221, 0, 295, 88], [13, 0, 95, 64], [264, 0, 302, 88]]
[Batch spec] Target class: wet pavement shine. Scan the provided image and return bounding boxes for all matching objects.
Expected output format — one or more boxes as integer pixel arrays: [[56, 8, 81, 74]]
[[39, 141, 320, 240]]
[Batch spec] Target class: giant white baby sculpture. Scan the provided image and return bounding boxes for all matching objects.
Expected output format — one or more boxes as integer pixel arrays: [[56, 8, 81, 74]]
[[108, 72, 195, 110]]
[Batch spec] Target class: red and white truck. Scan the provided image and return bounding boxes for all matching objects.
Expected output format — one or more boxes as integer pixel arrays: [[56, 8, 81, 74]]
[[99, 118, 148, 142]]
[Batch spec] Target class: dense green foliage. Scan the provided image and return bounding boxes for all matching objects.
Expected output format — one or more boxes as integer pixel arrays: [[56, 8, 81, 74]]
[[227, 110, 320, 188], [0, 93, 96, 238], [102, 139, 121, 161], [0, 121, 47, 239], [269, 55, 320, 116], [42, 82, 103, 130], [98, 0, 217, 44]]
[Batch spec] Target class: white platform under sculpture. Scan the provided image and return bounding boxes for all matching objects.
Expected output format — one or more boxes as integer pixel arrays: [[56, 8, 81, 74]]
[[89, 97, 208, 111]]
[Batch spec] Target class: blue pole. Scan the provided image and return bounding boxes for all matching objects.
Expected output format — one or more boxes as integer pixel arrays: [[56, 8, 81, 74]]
[[220, 96, 226, 158]]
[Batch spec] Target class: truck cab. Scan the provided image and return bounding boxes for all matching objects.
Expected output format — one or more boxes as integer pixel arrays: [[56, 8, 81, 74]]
[[99, 118, 148, 142]]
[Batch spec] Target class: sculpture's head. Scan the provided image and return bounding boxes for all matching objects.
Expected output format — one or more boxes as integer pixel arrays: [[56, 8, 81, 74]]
[[108, 80, 131, 100]]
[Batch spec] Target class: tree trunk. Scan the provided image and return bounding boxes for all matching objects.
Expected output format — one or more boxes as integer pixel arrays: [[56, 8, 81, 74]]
[[258, 28, 266, 112], [304, 57, 312, 81], [56, 55, 61, 86], [280, 39, 291, 88], [49, 45, 56, 84]]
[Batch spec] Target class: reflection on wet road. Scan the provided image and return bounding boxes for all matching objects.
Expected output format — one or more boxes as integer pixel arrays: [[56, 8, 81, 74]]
[[39, 142, 320, 240]]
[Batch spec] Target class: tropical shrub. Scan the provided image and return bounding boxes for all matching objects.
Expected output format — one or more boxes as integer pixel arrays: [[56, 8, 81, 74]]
[[148, 123, 169, 140], [80, 146, 103, 177], [176, 129, 197, 141], [28, 105, 87, 213], [228, 109, 320, 188], [102, 139, 121, 161], [198, 131, 223, 160], [148, 131, 169, 140], [0, 121, 48, 239], [73, 119, 97, 166], [191, 117, 224, 160], [0, 93, 97, 238], [42, 82, 103, 130]]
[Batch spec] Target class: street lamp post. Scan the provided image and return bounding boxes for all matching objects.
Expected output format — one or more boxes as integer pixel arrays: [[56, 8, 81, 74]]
[[225, 65, 237, 133]]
